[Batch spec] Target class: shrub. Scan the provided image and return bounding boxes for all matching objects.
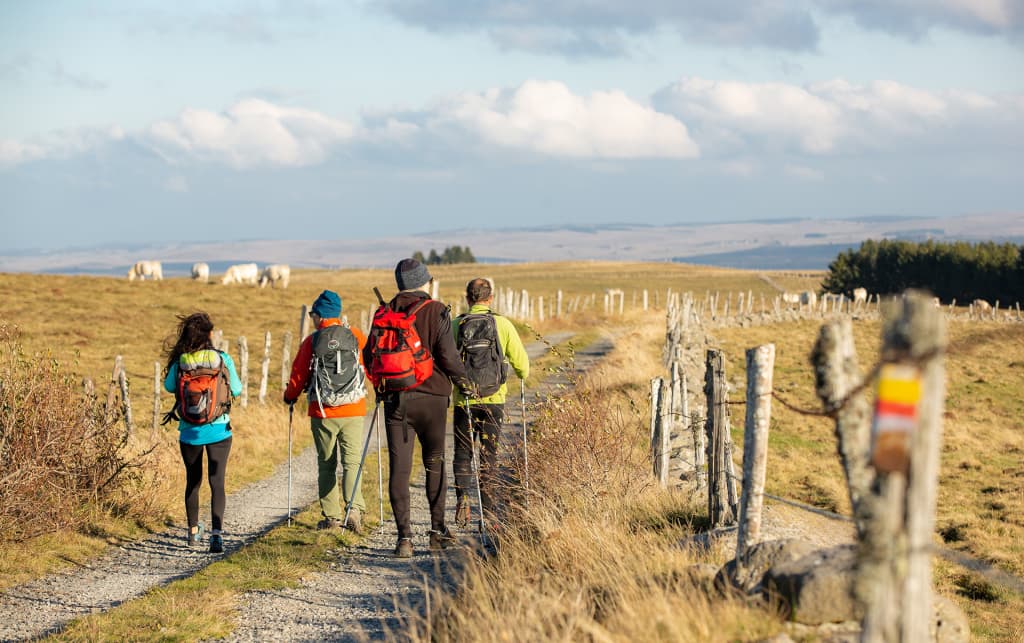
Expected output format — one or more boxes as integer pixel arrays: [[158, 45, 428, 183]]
[[0, 324, 152, 541]]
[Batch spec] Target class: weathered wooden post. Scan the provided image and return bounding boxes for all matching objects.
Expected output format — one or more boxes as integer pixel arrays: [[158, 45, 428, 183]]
[[650, 378, 661, 453], [704, 349, 737, 527], [211, 329, 226, 352], [643, 289, 649, 311], [258, 331, 271, 404], [556, 290, 563, 317], [857, 291, 947, 642], [811, 317, 874, 536], [237, 336, 249, 408], [118, 363, 133, 435], [152, 361, 161, 432], [105, 355, 124, 422], [538, 296, 545, 322], [736, 344, 774, 561], [281, 331, 292, 389], [431, 279, 440, 301], [299, 304, 310, 341], [653, 379, 670, 488]]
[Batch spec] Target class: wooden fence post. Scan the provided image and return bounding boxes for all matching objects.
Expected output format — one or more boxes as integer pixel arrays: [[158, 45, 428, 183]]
[[258, 331, 271, 404], [651, 376, 675, 487], [705, 349, 737, 527], [281, 331, 292, 390], [299, 304, 310, 341], [858, 291, 947, 642], [104, 355, 124, 423], [152, 361, 161, 432], [237, 336, 249, 408], [118, 364, 133, 436], [811, 317, 874, 537], [736, 344, 774, 561]]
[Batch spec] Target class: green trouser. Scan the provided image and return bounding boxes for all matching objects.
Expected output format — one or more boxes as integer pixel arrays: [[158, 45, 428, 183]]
[[310, 416, 366, 519]]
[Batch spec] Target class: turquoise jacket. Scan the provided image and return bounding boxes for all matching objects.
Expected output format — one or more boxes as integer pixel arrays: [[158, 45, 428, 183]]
[[164, 349, 243, 446], [453, 304, 530, 406]]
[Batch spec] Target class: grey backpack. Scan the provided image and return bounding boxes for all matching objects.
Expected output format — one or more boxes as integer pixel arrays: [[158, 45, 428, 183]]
[[307, 324, 366, 411]]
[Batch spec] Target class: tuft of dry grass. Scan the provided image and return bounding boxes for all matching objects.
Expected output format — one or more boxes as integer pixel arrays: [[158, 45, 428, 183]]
[[0, 324, 157, 542]]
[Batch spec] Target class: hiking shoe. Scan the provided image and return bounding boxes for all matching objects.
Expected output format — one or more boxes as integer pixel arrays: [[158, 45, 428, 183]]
[[394, 537, 414, 558], [317, 517, 344, 530], [344, 508, 363, 534], [454, 500, 471, 529], [209, 534, 224, 554], [186, 523, 204, 548], [429, 527, 457, 551]]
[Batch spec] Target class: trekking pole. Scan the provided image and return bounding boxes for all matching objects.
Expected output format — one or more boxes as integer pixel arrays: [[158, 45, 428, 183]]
[[375, 399, 384, 525], [344, 399, 382, 529], [466, 400, 490, 550], [287, 403, 294, 526], [521, 379, 529, 505]]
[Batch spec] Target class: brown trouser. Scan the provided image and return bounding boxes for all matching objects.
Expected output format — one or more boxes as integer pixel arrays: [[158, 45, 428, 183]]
[[384, 391, 449, 539]]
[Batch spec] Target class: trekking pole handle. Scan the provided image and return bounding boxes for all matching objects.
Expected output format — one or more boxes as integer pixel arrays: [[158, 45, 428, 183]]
[[373, 287, 385, 306]]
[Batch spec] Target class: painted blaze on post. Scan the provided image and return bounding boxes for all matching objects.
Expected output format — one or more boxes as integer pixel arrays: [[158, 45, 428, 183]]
[[870, 363, 922, 474]]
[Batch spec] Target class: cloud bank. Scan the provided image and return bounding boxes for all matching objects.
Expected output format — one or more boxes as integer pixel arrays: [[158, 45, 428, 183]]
[[368, 0, 1024, 56]]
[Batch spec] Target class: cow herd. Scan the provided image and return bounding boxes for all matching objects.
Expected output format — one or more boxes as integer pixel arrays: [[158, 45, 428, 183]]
[[126, 261, 290, 288]]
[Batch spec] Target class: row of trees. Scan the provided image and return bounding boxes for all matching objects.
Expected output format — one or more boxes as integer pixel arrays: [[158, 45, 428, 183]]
[[822, 239, 1024, 303], [412, 246, 476, 265]]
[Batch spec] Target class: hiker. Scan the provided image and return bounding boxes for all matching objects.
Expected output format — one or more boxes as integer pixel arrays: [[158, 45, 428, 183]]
[[364, 258, 475, 558], [283, 290, 369, 534], [453, 278, 530, 528], [162, 312, 242, 554]]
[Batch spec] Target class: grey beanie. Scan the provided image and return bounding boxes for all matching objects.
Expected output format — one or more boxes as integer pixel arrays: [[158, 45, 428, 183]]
[[395, 258, 432, 291]]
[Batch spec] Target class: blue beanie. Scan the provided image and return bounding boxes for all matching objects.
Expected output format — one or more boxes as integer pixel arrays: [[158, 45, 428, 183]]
[[312, 290, 342, 318]]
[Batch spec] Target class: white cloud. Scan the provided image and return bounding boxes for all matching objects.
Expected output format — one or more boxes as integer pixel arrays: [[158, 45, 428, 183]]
[[0, 126, 123, 168], [410, 80, 699, 159], [653, 76, 1024, 156], [146, 99, 355, 168]]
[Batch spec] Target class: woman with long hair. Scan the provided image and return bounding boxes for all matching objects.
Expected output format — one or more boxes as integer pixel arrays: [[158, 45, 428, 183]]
[[162, 312, 241, 553]]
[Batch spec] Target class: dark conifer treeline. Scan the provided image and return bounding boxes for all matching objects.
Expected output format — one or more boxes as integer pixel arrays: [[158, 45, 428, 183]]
[[822, 239, 1024, 303], [412, 246, 476, 265]]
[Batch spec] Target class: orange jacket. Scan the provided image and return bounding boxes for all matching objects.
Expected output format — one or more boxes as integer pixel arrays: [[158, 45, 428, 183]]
[[285, 319, 368, 418]]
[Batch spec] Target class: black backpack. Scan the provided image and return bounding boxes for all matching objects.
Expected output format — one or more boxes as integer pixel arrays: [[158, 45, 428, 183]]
[[308, 324, 366, 411], [456, 312, 507, 397]]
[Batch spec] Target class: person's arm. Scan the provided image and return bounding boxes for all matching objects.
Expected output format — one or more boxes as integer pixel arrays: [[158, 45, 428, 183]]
[[221, 352, 243, 396], [500, 317, 530, 380], [163, 363, 178, 394], [431, 304, 470, 384], [284, 336, 313, 403]]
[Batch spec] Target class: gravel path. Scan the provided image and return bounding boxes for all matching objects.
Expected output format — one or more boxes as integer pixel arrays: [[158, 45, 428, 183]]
[[0, 438, 320, 641], [0, 331, 591, 643], [221, 332, 614, 643]]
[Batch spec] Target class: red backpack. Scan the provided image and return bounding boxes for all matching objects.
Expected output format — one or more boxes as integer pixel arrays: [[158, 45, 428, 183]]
[[366, 299, 434, 392], [175, 349, 232, 424]]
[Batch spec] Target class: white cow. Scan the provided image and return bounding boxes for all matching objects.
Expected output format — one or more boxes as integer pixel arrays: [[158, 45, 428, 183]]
[[259, 264, 290, 289], [800, 290, 818, 307], [852, 287, 868, 305], [972, 298, 992, 313], [191, 262, 210, 283], [127, 260, 163, 281], [221, 263, 259, 286], [781, 292, 800, 306]]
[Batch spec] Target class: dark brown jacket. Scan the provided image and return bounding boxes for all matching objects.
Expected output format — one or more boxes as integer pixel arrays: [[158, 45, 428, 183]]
[[364, 290, 469, 398]]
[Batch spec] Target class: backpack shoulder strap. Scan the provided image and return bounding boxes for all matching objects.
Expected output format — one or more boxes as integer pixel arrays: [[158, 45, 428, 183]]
[[407, 298, 432, 318]]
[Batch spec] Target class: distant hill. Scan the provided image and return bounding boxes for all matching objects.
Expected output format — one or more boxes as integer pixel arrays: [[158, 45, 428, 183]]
[[1, 212, 1021, 275]]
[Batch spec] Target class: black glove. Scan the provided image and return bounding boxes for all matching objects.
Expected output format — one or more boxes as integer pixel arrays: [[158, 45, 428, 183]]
[[458, 380, 480, 399]]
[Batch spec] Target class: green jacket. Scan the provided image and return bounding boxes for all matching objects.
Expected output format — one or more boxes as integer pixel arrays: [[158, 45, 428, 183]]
[[453, 304, 530, 405]]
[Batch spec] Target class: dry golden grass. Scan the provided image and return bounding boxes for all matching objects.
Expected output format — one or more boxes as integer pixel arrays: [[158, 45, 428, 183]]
[[0, 262, 774, 589]]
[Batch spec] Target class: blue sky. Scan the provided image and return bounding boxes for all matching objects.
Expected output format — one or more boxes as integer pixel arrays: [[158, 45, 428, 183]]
[[2, 0, 1022, 251]]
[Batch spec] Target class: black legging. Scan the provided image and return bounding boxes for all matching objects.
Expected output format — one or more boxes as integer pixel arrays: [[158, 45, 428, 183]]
[[453, 404, 503, 515], [179, 435, 232, 531], [384, 392, 449, 539]]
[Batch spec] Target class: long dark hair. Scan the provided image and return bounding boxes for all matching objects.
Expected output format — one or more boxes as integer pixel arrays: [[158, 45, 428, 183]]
[[163, 312, 215, 377]]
